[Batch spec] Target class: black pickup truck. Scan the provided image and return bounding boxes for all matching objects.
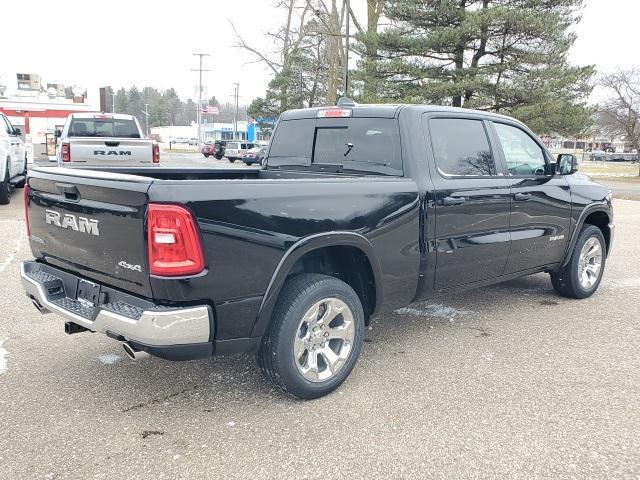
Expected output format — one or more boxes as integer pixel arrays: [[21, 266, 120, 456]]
[[21, 101, 614, 399]]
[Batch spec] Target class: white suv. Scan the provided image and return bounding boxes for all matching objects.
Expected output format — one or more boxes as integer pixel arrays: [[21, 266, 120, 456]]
[[0, 113, 27, 204], [225, 141, 255, 162]]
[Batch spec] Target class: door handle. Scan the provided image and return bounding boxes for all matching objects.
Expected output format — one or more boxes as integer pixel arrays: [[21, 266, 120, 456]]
[[514, 192, 532, 201], [441, 196, 466, 206]]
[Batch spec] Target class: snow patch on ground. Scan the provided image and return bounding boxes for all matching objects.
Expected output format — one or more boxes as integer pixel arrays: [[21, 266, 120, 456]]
[[98, 354, 121, 365], [0, 338, 8, 374], [0, 226, 25, 273], [394, 303, 474, 318]]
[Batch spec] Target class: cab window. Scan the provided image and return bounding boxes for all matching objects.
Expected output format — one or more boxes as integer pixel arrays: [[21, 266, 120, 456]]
[[493, 123, 547, 176], [428, 118, 497, 176]]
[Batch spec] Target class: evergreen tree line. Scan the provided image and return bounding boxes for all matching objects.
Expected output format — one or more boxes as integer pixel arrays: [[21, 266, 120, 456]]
[[242, 0, 594, 137], [104, 86, 249, 131]]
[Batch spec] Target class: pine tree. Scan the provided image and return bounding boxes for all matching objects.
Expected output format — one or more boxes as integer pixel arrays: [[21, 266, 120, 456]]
[[371, 0, 594, 136]]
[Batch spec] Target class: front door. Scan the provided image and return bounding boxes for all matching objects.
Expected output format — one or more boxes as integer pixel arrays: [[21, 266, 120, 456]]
[[426, 116, 512, 289], [489, 121, 572, 273]]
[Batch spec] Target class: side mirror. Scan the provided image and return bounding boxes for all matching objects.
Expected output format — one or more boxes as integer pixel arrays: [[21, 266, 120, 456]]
[[54, 129, 62, 138], [557, 154, 578, 175], [13, 127, 22, 136]]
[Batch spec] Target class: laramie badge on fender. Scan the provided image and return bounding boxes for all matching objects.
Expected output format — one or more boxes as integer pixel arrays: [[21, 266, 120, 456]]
[[45, 209, 100, 236]]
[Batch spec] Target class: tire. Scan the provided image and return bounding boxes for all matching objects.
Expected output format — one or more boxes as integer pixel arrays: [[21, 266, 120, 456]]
[[229, 158, 236, 163], [203, 154, 209, 158], [243, 161, 251, 166], [0, 165, 10, 205], [257, 273, 365, 399], [550, 224, 606, 299]]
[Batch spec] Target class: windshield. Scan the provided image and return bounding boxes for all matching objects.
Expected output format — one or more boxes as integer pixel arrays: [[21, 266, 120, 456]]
[[68, 118, 141, 138], [267, 117, 402, 175]]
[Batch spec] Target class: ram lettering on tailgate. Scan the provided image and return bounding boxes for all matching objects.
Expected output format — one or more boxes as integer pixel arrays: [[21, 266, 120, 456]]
[[45, 209, 100, 236], [93, 150, 132, 156]]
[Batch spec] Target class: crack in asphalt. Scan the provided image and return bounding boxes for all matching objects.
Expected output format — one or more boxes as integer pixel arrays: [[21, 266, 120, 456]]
[[122, 385, 200, 412]]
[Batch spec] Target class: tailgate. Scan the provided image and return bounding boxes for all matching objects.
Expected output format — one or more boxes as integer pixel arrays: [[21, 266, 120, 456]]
[[69, 138, 155, 166], [26, 167, 153, 297]]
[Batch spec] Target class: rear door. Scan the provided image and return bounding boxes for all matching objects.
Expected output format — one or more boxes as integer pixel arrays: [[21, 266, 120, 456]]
[[424, 115, 511, 289], [26, 168, 153, 296], [489, 121, 572, 273], [1, 115, 20, 176]]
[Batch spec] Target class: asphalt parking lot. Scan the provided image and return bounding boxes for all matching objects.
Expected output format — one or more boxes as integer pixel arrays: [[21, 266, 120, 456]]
[[0, 163, 639, 479]]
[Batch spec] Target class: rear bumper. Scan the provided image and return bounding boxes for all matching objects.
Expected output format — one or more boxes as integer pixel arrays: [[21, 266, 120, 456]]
[[21, 261, 213, 359]]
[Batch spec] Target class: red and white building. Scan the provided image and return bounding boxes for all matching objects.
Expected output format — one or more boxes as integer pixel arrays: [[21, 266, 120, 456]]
[[0, 73, 99, 161]]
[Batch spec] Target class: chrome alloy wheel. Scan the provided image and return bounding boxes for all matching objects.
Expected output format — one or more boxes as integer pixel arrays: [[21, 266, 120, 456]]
[[293, 298, 356, 383], [578, 236, 603, 289]]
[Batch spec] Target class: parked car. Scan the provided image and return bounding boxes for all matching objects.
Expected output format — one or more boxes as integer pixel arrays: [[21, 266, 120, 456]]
[[0, 112, 27, 204], [201, 141, 215, 157], [21, 101, 614, 399], [242, 146, 266, 165], [225, 141, 255, 162], [202, 140, 227, 159], [55, 113, 160, 167], [188, 138, 198, 146]]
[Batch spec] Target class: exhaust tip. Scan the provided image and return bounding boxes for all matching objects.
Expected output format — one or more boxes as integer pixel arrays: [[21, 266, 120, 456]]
[[122, 342, 150, 361]]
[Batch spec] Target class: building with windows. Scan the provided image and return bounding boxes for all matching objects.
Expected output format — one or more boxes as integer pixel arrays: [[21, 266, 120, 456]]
[[0, 72, 99, 161], [151, 120, 268, 144]]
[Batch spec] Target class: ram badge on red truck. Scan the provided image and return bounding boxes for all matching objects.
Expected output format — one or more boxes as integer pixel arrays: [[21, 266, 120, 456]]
[[56, 113, 160, 167], [21, 100, 614, 399]]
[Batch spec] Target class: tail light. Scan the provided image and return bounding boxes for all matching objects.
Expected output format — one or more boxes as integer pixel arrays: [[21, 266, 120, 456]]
[[147, 204, 204, 276], [61, 142, 70, 162], [24, 184, 30, 237], [152, 143, 160, 163]]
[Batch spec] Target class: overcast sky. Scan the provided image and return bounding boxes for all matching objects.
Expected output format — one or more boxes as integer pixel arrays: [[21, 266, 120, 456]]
[[0, 0, 636, 105]]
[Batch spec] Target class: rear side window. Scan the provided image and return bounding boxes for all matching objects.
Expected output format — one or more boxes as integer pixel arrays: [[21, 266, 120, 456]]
[[429, 118, 496, 176], [268, 118, 401, 175], [69, 118, 140, 138]]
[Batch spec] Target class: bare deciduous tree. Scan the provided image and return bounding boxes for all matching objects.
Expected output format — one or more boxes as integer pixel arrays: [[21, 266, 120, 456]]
[[598, 69, 640, 175]]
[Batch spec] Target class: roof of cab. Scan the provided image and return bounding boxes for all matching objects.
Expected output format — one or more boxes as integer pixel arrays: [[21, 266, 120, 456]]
[[279, 103, 523, 125], [69, 112, 138, 121]]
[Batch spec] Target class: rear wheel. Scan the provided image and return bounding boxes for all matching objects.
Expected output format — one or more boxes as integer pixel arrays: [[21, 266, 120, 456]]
[[257, 274, 365, 399], [0, 164, 10, 205], [229, 158, 236, 163], [550, 224, 606, 299], [203, 154, 209, 158]]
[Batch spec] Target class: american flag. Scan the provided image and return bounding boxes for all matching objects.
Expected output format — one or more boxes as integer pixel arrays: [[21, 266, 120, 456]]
[[202, 105, 219, 115]]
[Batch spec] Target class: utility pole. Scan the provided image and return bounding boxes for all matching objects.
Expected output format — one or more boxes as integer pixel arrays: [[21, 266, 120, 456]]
[[232, 82, 239, 140], [191, 53, 210, 144], [342, 0, 350, 97], [142, 103, 150, 137]]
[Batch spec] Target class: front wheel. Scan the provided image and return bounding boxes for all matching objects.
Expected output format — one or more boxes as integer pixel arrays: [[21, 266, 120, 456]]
[[257, 274, 365, 399], [550, 224, 606, 299], [203, 154, 209, 158], [229, 158, 236, 163], [0, 165, 10, 205]]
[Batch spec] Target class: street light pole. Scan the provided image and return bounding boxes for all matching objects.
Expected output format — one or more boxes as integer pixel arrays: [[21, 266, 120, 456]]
[[192, 53, 210, 144], [232, 82, 239, 140], [143, 103, 150, 137]]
